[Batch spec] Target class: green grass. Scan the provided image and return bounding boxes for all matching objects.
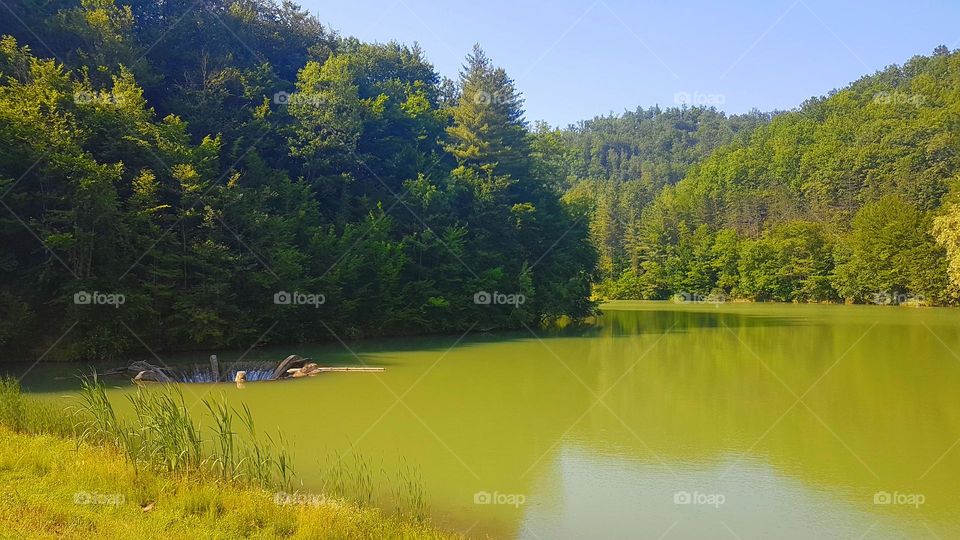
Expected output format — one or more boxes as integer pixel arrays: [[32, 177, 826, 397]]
[[0, 378, 461, 539]]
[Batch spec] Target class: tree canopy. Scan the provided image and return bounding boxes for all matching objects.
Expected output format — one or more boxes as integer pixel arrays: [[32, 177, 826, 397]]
[[0, 1, 595, 361]]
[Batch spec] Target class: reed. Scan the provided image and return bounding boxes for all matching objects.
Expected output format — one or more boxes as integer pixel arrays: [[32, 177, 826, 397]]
[[1, 376, 426, 522], [0, 377, 75, 436], [72, 374, 293, 488], [320, 450, 428, 521]]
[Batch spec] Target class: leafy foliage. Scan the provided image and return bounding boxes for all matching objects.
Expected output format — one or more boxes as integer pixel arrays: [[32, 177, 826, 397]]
[[579, 47, 960, 305], [0, 1, 595, 361]]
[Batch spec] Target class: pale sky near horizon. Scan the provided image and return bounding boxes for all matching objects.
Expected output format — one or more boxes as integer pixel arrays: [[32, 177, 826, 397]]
[[299, 0, 960, 126]]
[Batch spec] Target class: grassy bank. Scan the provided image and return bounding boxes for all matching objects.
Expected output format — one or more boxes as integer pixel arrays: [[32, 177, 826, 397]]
[[0, 379, 461, 539]]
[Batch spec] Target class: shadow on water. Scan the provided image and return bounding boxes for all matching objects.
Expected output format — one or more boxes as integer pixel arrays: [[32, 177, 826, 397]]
[[10, 303, 808, 393]]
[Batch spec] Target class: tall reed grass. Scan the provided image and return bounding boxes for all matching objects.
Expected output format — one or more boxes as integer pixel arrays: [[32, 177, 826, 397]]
[[0, 377, 75, 436], [75, 374, 295, 489], [1, 375, 425, 520], [319, 451, 428, 521]]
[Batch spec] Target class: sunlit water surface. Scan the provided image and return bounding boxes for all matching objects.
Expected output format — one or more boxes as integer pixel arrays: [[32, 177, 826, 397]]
[[23, 302, 960, 539]]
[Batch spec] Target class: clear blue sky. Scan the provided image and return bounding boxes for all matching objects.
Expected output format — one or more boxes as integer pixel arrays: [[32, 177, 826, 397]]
[[300, 0, 960, 126]]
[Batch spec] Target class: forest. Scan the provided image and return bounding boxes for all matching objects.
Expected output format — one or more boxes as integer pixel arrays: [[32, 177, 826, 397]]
[[0, 0, 595, 361], [2, 0, 959, 362], [561, 46, 960, 304]]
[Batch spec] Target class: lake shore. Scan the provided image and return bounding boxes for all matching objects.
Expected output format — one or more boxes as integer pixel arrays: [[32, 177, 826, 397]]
[[0, 379, 461, 540], [0, 426, 461, 539]]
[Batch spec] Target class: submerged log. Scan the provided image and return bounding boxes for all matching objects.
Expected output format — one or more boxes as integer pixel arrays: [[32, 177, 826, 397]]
[[123, 354, 381, 384], [271, 354, 306, 380], [316, 367, 384, 373], [133, 369, 173, 383]]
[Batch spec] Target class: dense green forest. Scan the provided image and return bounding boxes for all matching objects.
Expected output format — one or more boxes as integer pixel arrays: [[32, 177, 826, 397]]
[[550, 107, 774, 291], [560, 46, 960, 305], [2, 0, 960, 363], [0, 0, 594, 361]]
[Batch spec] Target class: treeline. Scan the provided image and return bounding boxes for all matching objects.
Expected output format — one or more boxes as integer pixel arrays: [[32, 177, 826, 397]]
[[0, 0, 594, 361], [560, 47, 960, 305], [551, 107, 773, 285]]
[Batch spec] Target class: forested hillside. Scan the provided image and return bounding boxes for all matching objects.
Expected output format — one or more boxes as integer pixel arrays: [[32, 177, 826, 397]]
[[586, 46, 960, 305], [0, 0, 594, 361], [546, 107, 773, 289], [2, 0, 959, 363]]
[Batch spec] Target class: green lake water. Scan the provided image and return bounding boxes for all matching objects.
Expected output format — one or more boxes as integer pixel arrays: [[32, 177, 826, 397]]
[[23, 302, 960, 538]]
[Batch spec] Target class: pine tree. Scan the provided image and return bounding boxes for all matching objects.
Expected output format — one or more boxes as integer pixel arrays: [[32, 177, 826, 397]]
[[445, 44, 529, 179]]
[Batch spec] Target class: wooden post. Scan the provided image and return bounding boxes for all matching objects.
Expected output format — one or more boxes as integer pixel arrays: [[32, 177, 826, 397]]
[[210, 354, 219, 382]]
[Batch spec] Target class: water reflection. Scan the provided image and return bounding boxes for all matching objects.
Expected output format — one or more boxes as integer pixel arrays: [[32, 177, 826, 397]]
[[20, 302, 960, 538]]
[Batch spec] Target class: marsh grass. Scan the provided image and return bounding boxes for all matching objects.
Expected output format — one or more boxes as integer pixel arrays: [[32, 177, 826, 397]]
[[73, 374, 294, 489], [320, 451, 428, 521], [0, 427, 460, 539], [1, 376, 428, 526], [0, 377, 75, 436]]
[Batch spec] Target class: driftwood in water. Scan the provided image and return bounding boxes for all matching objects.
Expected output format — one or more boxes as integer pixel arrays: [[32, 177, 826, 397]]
[[132, 363, 173, 383], [121, 354, 381, 384], [270, 355, 307, 380]]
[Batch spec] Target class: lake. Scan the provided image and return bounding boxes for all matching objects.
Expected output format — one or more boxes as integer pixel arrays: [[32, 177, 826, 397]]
[[23, 302, 960, 538]]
